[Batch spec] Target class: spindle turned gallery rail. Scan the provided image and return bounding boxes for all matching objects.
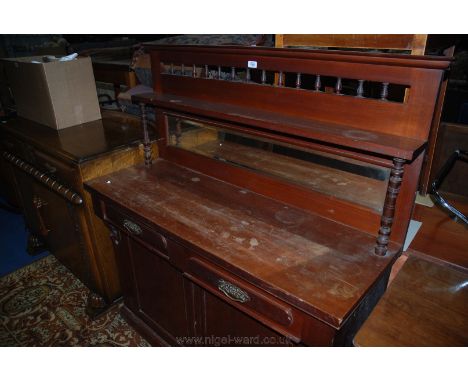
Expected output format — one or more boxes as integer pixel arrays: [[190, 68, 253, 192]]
[[85, 45, 451, 346], [162, 62, 401, 102]]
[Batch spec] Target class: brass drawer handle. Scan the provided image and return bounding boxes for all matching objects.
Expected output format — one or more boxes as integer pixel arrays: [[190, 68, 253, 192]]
[[217, 279, 250, 303], [43, 162, 57, 174], [159, 234, 168, 249], [123, 219, 143, 235]]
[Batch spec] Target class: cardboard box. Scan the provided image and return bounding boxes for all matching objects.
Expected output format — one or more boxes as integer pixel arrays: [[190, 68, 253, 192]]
[[2, 56, 101, 129]]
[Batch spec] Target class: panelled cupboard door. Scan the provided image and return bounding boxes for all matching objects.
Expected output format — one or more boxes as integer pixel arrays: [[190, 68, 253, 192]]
[[12, 168, 43, 237], [124, 238, 190, 343], [0, 157, 20, 208], [111, 232, 139, 313], [185, 281, 294, 347], [32, 182, 90, 285]]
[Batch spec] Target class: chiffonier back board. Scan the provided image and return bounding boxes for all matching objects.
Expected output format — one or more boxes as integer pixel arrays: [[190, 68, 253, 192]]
[[86, 45, 450, 346], [136, 45, 450, 251]]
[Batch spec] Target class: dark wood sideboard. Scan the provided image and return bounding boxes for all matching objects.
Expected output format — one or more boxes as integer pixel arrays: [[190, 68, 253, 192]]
[[0, 110, 156, 315], [85, 46, 450, 345]]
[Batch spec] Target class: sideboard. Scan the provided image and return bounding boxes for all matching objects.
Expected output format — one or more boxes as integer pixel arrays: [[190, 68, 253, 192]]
[[86, 45, 450, 344], [0, 110, 156, 315]]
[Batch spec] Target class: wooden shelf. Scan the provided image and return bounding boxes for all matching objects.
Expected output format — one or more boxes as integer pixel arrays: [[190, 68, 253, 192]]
[[133, 92, 426, 160]]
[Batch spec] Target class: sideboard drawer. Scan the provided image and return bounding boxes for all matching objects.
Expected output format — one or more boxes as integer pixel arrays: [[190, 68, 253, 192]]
[[1, 136, 20, 154], [34, 150, 78, 189], [104, 203, 168, 256], [185, 257, 301, 343]]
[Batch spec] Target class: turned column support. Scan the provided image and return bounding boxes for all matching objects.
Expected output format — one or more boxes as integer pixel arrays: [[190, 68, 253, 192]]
[[139, 102, 153, 167], [375, 158, 405, 256]]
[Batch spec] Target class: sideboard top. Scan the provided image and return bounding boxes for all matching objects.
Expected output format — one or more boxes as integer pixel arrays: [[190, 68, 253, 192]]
[[1, 111, 153, 164]]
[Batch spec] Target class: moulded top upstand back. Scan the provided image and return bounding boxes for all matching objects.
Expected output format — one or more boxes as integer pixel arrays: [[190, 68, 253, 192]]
[[2, 56, 101, 130]]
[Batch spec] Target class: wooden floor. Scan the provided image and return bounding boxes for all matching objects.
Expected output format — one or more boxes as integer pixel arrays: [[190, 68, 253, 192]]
[[410, 193, 468, 269], [389, 193, 467, 284]]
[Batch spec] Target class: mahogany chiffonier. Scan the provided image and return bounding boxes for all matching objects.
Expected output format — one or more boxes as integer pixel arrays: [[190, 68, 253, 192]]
[[0, 110, 156, 315], [85, 46, 450, 345]]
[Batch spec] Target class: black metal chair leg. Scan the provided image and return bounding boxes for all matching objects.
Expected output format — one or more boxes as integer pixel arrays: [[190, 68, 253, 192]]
[[431, 149, 468, 225]]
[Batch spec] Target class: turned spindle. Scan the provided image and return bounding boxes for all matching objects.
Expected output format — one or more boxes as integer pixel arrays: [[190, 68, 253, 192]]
[[375, 158, 405, 256], [356, 80, 365, 98], [335, 77, 342, 95], [218, 66, 222, 79], [170, 63, 174, 75], [261, 70, 266, 84], [296, 73, 302, 89], [314, 75, 321, 91], [175, 118, 182, 146], [278, 71, 284, 87], [3, 152, 83, 205], [381, 82, 389, 101], [192, 64, 196, 78], [181, 64, 185, 76], [139, 103, 152, 167], [205, 65, 209, 78], [246, 67, 251, 82], [231, 67, 236, 80]]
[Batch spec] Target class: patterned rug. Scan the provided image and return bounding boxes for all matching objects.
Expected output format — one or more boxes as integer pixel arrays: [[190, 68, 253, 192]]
[[0, 255, 149, 346]]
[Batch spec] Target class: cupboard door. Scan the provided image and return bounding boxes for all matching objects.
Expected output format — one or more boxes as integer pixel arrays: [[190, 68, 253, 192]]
[[0, 156, 20, 208], [109, 227, 138, 312], [12, 168, 43, 236], [186, 281, 294, 347], [125, 238, 189, 343], [32, 181, 91, 286]]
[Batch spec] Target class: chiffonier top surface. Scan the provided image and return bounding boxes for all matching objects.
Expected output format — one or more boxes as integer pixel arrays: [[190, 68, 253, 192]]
[[86, 159, 398, 328], [1, 111, 151, 164]]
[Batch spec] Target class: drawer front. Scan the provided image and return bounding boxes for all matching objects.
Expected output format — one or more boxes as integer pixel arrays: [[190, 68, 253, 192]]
[[185, 257, 302, 342], [1, 135, 26, 160], [104, 203, 168, 256], [34, 150, 78, 189]]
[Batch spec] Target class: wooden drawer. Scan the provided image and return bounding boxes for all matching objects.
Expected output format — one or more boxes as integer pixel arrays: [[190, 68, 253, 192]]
[[33, 150, 78, 189], [1, 135, 24, 158], [185, 257, 302, 343], [104, 203, 168, 256]]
